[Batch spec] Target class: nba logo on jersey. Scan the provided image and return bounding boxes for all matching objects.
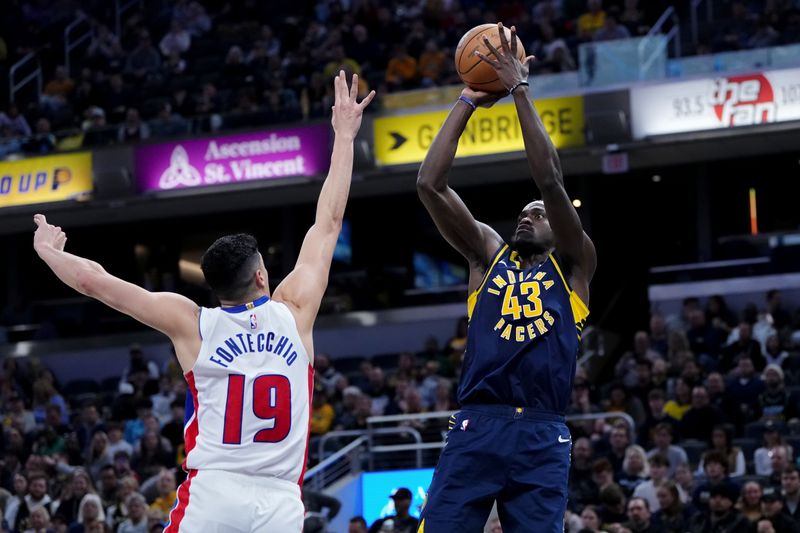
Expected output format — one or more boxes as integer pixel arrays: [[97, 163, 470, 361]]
[[460, 419, 470, 431], [249, 313, 257, 329]]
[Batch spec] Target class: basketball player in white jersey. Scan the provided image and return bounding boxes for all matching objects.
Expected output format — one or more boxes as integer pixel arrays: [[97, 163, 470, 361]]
[[32, 71, 375, 533]]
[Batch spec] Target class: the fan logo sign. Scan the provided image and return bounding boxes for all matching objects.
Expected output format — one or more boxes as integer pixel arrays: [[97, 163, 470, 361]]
[[709, 74, 777, 127]]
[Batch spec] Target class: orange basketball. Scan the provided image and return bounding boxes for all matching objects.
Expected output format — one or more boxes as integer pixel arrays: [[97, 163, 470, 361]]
[[455, 23, 526, 93]]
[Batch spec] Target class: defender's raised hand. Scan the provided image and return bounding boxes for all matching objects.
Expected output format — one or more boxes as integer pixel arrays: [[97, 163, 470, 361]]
[[475, 23, 536, 93], [331, 70, 376, 139], [33, 214, 67, 253]]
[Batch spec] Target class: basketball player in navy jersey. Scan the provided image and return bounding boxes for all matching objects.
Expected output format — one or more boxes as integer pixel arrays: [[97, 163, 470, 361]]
[[416, 23, 596, 533]]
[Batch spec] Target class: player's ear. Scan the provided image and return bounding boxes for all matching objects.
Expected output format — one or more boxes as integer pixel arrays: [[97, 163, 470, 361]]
[[254, 268, 267, 289]]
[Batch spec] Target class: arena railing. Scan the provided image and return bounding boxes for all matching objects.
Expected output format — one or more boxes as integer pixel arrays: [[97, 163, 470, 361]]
[[64, 13, 93, 78], [304, 411, 636, 490], [9, 52, 42, 105]]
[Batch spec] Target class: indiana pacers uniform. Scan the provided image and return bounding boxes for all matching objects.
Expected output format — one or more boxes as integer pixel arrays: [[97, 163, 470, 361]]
[[166, 296, 312, 533], [418, 244, 588, 533]]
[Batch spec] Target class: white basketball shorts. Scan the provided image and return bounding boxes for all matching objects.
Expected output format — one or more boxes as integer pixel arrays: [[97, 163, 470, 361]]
[[164, 469, 304, 532]]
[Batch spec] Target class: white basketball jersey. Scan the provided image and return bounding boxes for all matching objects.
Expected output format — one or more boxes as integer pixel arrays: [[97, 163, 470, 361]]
[[183, 296, 312, 484]]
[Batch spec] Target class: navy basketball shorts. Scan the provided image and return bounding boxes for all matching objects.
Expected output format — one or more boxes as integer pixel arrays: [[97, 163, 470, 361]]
[[418, 405, 571, 533]]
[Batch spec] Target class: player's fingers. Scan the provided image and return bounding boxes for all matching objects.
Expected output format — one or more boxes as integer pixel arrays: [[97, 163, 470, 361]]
[[497, 22, 510, 53], [475, 51, 499, 68], [350, 73, 358, 101], [33, 214, 45, 226], [482, 36, 501, 59], [333, 73, 343, 106], [525, 55, 536, 64], [510, 25, 518, 56], [358, 90, 376, 109]]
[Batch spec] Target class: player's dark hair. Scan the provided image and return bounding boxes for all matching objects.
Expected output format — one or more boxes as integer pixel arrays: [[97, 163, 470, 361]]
[[201, 234, 260, 301]]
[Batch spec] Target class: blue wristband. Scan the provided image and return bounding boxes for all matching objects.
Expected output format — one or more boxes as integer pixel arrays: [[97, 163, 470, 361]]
[[458, 95, 477, 110]]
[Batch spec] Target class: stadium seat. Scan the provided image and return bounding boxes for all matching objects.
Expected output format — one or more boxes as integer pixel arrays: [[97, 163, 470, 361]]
[[678, 440, 708, 467], [733, 437, 759, 459]]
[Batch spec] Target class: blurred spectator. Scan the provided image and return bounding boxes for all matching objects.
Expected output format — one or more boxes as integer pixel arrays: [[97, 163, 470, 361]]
[[695, 425, 745, 478], [417, 39, 447, 87], [686, 309, 727, 366], [106, 423, 133, 460], [323, 45, 362, 81], [147, 470, 176, 523], [577, 0, 606, 41], [764, 335, 789, 368], [620, 496, 661, 533], [725, 355, 765, 422], [754, 421, 791, 476], [782, 466, 800, 519], [706, 295, 738, 334], [97, 464, 117, 509], [647, 423, 688, 477], [5, 473, 52, 532], [533, 22, 577, 73], [736, 481, 763, 522], [54, 469, 94, 526], [598, 483, 627, 524], [23, 118, 57, 154], [768, 444, 791, 488], [760, 490, 799, 533], [74, 493, 105, 532], [639, 389, 678, 450], [681, 386, 723, 442], [664, 377, 692, 421], [688, 484, 749, 533], [652, 481, 691, 533], [159, 22, 191, 57], [385, 44, 417, 91], [593, 14, 631, 42], [121, 345, 160, 383], [117, 109, 151, 143], [116, 492, 147, 533], [349, 516, 369, 533], [125, 31, 162, 81], [714, 1, 756, 52], [303, 489, 341, 533], [604, 383, 646, 427], [106, 476, 139, 530], [766, 290, 792, 332], [633, 455, 686, 512], [619, 0, 649, 36], [149, 102, 189, 139], [692, 451, 739, 513], [40, 65, 75, 111], [32, 379, 68, 426], [619, 445, 650, 497], [368, 487, 417, 533], [579, 505, 603, 532], [87, 25, 123, 69], [722, 322, 765, 372], [674, 463, 696, 499], [86, 432, 114, 482], [23, 504, 53, 533], [131, 429, 172, 480], [758, 364, 798, 422], [604, 425, 632, 475], [311, 388, 335, 436], [0, 104, 32, 137]]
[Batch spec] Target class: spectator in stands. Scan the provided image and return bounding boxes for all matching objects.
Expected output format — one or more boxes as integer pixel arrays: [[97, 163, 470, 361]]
[[131, 430, 172, 480], [714, 0, 756, 52], [619, 497, 661, 533], [322, 45, 362, 82], [617, 332, 663, 388], [605, 384, 646, 428], [5, 473, 52, 532], [680, 386, 723, 442], [592, 458, 617, 496], [87, 24, 123, 70], [414, 40, 445, 90], [121, 345, 159, 384], [577, 0, 607, 41], [105, 476, 138, 530], [689, 484, 749, 533], [758, 364, 797, 422], [579, 505, 602, 532], [74, 493, 105, 532], [431, 378, 456, 412], [23, 118, 56, 155], [303, 488, 341, 533], [311, 387, 335, 436], [5, 392, 37, 435], [97, 464, 117, 510], [653, 481, 691, 533], [75, 402, 105, 453], [664, 377, 692, 422], [781, 466, 800, 519], [764, 335, 789, 368], [639, 389, 677, 448], [598, 484, 628, 525], [125, 31, 162, 81], [147, 470, 176, 523], [31, 378, 68, 426], [603, 425, 632, 475], [368, 487, 418, 533], [768, 445, 792, 489], [647, 423, 688, 477], [385, 44, 417, 91], [116, 492, 147, 533], [367, 367, 391, 415], [349, 516, 368, 533], [593, 13, 631, 42], [532, 21, 577, 74], [149, 102, 189, 139], [6, 473, 29, 527], [105, 423, 133, 461], [674, 463, 696, 500], [570, 437, 597, 508], [25, 504, 53, 533], [759, 491, 797, 533], [619, 445, 650, 497], [0, 104, 32, 137], [666, 298, 701, 334], [696, 425, 745, 478], [705, 372, 739, 425], [634, 456, 682, 512], [86, 432, 113, 482], [687, 309, 727, 367], [117, 108, 151, 143], [649, 314, 669, 358], [40, 65, 75, 111], [54, 469, 94, 526], [693, 451, 739, 513], [159, 21, 191, 57], [766, 290, 791, 333], [619, 0, 649, 36], [722, 322, 765, 372], [314, 354, 342, 398], [706, 295, 738, 334], [737, 481, 763, 523], [726, 355, 765, 423], [755, 421, 791, 476]]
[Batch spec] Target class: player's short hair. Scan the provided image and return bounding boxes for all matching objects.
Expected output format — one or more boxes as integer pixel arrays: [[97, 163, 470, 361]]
[[201, 234, 260, 301]]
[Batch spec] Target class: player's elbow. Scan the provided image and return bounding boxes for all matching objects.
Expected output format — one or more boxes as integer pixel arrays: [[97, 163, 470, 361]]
[[416, 174, 441, 197], [75, 269, 101, 297]]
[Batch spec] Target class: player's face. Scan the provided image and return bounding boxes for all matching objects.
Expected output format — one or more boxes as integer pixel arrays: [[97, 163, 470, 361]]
[[511, 202, 553, 255]]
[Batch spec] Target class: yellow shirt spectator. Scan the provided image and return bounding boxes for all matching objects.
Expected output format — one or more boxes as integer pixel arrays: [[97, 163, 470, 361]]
[[663, 400, 691, 421], [577, 1, 606, 39], [311, 402, 335, 435]]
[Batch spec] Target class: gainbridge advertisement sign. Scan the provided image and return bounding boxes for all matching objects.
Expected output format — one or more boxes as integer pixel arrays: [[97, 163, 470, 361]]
[[374, 95, 585, 166], [0, 152, 93, 208], [630, 67, 800, 138]]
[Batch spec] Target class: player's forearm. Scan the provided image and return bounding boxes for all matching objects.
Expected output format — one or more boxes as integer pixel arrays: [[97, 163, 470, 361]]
[[513, 89, 563, 191], [35, 245, 105, 296], [315, 134, 354, 230], [417, 101, 472, 192]]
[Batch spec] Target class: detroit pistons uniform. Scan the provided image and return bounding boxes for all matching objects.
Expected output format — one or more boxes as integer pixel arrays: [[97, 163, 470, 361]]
[[166, 295, 313, 533], [418, 244, 589, 533]]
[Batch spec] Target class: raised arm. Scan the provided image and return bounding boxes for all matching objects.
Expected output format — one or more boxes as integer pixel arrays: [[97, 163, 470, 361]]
[[273, 71, 375, 338], [478, 23, 596, 302], [416, 89, 504, 290], [32, 215, 200, 371]]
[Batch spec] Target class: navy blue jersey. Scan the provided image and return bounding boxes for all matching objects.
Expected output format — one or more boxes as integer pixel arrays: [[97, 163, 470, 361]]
[[457, 244, 589, 412]]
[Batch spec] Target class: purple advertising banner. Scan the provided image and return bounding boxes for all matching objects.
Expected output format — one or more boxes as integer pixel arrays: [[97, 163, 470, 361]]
[[135, 124, 330, 191]]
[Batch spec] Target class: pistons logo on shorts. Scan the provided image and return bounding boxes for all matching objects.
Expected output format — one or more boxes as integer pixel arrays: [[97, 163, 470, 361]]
[[249, 314, 257, 330]]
